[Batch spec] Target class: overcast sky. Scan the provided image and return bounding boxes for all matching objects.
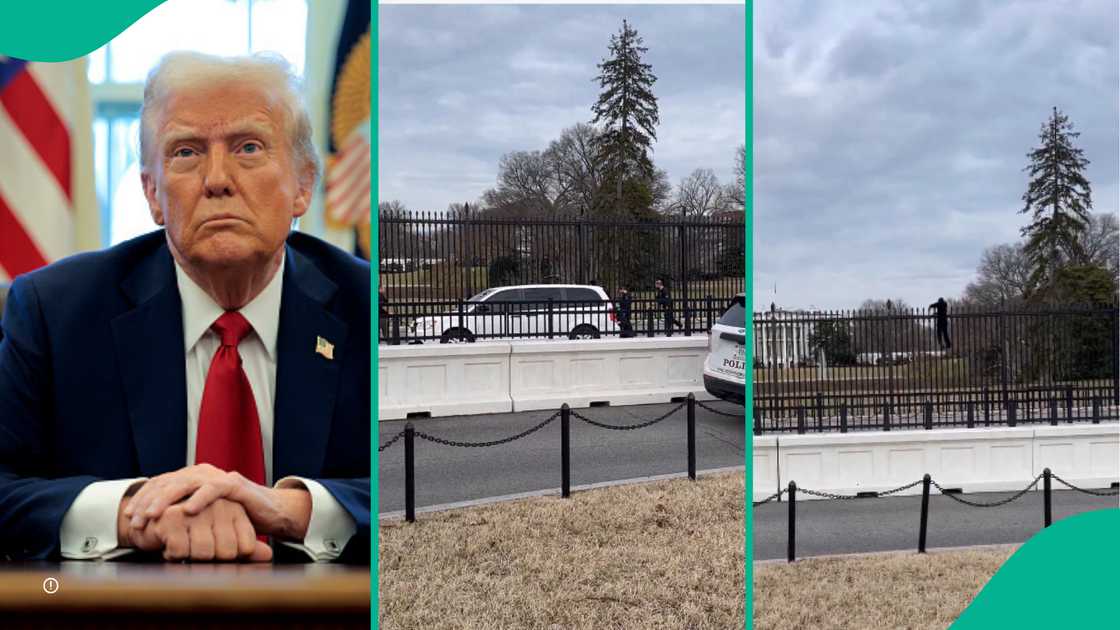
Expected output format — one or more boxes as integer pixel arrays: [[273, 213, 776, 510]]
[[378, 4, 746, 211], [755, 0, 1119, 310]]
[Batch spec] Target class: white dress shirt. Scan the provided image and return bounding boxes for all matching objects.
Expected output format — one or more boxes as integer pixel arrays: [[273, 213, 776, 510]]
[[60, 254, 356, 561]]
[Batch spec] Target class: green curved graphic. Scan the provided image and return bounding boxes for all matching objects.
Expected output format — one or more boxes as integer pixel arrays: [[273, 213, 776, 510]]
[[0, 1, 166, 62], [952, 508, 1119, 629]]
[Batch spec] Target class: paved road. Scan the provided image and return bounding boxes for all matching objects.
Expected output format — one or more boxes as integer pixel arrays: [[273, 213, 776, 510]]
[[753, 488, 1118, 561], [378, 401, 746, 513]]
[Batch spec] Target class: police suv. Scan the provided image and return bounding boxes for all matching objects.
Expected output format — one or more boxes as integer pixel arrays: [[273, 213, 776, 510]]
[[703, 293, 746, 404]]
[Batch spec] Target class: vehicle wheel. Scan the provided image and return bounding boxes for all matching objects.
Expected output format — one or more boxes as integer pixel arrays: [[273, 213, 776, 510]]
[[569, 325, 600, 340], [440, 328, 476, 344]]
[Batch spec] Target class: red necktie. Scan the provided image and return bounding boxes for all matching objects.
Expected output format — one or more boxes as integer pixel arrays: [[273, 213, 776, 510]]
[[195, 312, 266, 487]]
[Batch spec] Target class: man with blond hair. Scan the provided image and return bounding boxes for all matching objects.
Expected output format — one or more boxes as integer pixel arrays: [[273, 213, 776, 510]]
[[0, 52, 369, 563]]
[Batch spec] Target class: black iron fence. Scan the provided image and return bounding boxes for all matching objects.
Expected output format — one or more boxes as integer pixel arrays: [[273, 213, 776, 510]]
[[380, 296, 736, 344], [753, 304, 1120, 431], [378, 211, 745, 303]]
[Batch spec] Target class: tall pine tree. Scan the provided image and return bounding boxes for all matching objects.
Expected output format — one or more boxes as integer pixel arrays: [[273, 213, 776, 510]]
[[591, 19, 660, 211], [1020, 107, 1093, 292]]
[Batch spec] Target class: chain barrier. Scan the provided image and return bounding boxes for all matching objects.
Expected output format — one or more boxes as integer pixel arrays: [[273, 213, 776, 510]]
[[796, 487, 863, 500], [1051, 474, 1120, 497], [931, 475, 1042, 507], [753, 489, 784, 507], [695, 400, 744, 418], [878, 478, 926, 496], [570, 402, 685, 431], [414, 411, 561, 448], [379, 430, 405, 452]]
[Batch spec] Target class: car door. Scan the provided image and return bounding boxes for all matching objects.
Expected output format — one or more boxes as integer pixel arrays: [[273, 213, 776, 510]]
[[563, 287, 608, 334], [484, 288, 522, 339]]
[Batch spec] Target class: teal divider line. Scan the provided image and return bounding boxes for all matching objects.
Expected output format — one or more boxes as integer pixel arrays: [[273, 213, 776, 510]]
[[370, 1, 380, 627], [952, 508, 1119, 628], [744, 3, 754, 629], [0, 1, 165, 62]]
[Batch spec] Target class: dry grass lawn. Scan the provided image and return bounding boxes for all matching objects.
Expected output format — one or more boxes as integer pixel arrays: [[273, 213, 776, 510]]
[[754, 546, 1015, 630], [379, 473, 745, 629]]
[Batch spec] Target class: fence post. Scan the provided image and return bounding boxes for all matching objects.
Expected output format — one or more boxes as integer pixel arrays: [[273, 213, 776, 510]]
[[883, 403, 891, 432], [923, 402, 933, 430], [561, 404, 571, 498], [706, 294, 714, 331], [646, 309, 655, 338], [815, 393, 823, 428], [1043, 468, 1052, 528], [1092, 397, 1101, 424], [753, 407, 762, 436], [919, 474, 931, 553], [840, 404, 848, 433], [1008, 400, 1017, 427], [966, 402, 975, 429], [983, 386, 991, 427], [1065, 385, 1074, 421], [796, 407, 806, 435], [391, 316, 401, 346], [404, 423, 415, 523], [787, 481, 797, 563], [457, 299, 466, 334], [547, 299, 554, 340], [1049, 399, 1058, 426], [687, 393, 697, 481]]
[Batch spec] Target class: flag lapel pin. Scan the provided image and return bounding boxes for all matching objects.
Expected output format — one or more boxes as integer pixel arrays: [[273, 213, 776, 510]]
[[316, 336, 335, 360]]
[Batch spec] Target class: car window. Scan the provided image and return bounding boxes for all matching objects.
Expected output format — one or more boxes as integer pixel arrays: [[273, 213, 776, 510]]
[[718, 296, 746, 328], [481, 288, 522, 313], [522, 288, 561, 310], [564, 288, 602, 303], [468, 288, 498, 302]]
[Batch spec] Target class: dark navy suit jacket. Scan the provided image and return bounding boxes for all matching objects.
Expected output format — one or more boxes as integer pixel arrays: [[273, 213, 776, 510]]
[[0, 231, 370, 563]]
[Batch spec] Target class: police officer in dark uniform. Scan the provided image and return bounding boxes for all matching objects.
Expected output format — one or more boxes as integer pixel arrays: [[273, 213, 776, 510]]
[[654, 278, 682, 337], [617, 285, 634, 338]]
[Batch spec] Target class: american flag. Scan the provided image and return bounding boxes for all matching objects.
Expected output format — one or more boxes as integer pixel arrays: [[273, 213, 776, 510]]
[[324, 119, 371, 227], [0, 56, 89, 282]]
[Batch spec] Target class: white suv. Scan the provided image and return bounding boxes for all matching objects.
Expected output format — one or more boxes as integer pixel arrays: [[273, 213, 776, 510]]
[[412, 284, 619, 343], [703, 294, 746, 405]]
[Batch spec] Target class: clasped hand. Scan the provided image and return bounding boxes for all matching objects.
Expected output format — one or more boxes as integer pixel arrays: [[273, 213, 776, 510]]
[[118, 464, 310, 562]]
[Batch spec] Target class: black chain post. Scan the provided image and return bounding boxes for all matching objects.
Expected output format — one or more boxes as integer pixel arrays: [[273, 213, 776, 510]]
[[1043, 468, 1052, 528], [687, 393, 697, 481], [787, 481, 797, 563], [919, 474, 930, 553], [561, 403, 571, 498], [840, 404, 848, 433], [404, 423, 415, 523]]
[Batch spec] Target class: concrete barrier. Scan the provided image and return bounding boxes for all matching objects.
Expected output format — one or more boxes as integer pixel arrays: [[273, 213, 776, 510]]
[[763, 424, 1120, 501], [753, 435, 779, 502], [1033, 423, 1120, 491], [507, 336, 717, 411], [378, 342, 512, 420], [777, 427, 1038, 500]]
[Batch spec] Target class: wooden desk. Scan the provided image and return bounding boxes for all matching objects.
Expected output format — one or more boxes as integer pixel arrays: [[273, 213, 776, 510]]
[[0, 562, 370, 629]]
